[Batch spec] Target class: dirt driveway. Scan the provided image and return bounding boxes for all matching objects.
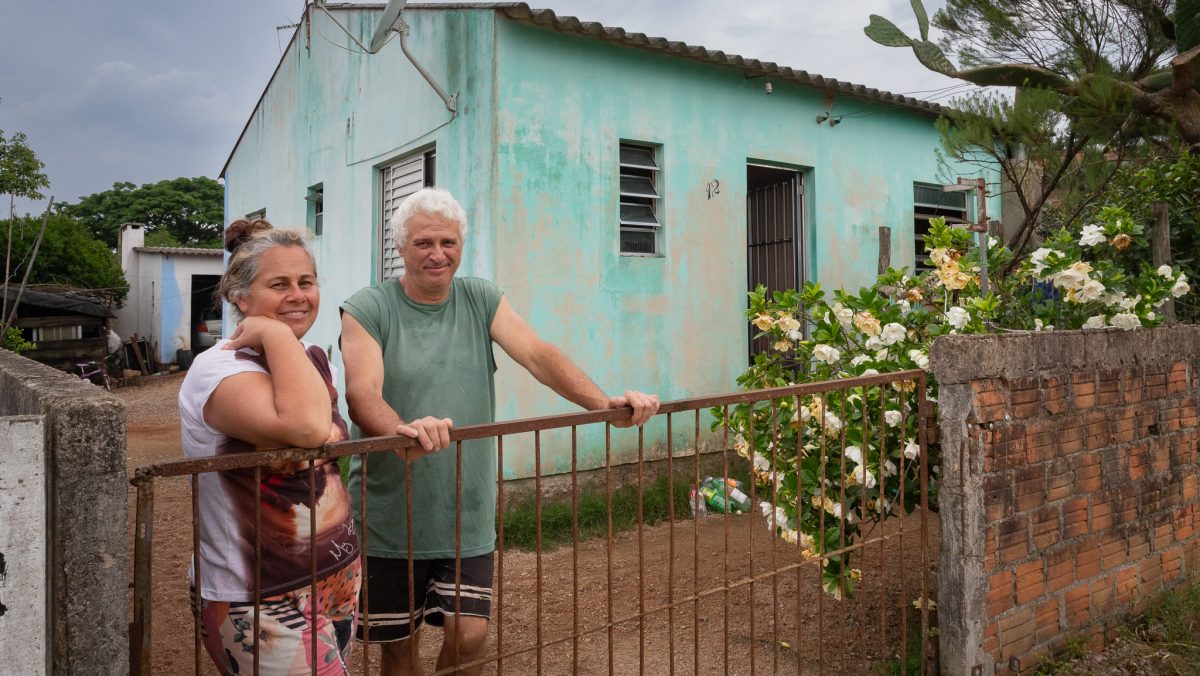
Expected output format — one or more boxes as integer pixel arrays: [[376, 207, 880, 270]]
[[119, 375, 938, 675]]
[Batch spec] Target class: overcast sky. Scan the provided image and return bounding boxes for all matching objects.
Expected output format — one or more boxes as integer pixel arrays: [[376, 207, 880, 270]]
[[1, 0, 970, 216]]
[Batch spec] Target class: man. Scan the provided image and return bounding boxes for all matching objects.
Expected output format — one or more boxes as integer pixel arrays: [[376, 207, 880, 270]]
[[341, 187, 659, 675]]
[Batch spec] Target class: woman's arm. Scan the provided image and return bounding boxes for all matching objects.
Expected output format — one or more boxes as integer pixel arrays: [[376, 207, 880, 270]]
[[202, 317, 333, 449]]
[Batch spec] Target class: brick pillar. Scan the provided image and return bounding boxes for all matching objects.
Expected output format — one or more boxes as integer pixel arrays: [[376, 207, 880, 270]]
[[932, 326, 1200, 675]]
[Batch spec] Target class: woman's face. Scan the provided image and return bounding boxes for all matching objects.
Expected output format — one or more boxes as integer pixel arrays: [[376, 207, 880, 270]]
[[234, 246, 320, 339]]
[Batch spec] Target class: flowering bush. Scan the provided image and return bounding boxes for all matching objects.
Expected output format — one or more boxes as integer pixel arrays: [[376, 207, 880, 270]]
[[715, 214, 1191, 598]]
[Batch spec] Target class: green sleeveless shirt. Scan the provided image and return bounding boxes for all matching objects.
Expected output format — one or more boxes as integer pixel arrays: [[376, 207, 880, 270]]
[[342, 276, 502, 558]]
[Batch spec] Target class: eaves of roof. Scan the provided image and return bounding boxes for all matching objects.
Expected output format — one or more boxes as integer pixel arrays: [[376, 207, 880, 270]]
[[134, 247, 224, 256], [221, 2, 944, 178]]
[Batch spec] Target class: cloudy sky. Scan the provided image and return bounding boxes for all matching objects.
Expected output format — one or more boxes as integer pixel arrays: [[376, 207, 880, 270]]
[[0, 0, 970, 216]]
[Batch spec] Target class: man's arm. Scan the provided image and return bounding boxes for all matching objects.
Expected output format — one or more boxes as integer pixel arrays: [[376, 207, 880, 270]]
[[340, 311, 452, 451], [489, 296, 659, 426]]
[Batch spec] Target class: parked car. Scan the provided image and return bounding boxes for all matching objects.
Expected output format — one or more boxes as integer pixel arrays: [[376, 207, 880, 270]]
[[195, 310, 223, 350]]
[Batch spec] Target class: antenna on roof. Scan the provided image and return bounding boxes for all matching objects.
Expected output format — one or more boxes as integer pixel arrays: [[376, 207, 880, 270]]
[[368, 0, 408, 53]]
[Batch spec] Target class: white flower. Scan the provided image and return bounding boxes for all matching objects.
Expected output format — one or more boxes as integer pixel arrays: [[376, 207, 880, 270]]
[[832, 303, 854, 327], [1172, 275, 1190, 298], [988, 236, 1000, 248], [1029, 247, 1056, 275], [861, 368, 879, 376], [1051, 261, 1092, 290], [1110, 312, 1141, 331], [945, 306, 970, 329], [880, 322, 907, 346], [884, 410, 902, 427], [903, 439, 920, 460], [1101, 290, 1126, 306], [897, 299, 912, 313], [844, 445, 864, 465], [823, 411, 843, 434], [1079, 224, 1106, 247], [883, 459, 897, 476], [753, 452, 772, 473], [849, 354, 871, 367], [1082, 315, 1106, 330], [812, 344, 840, 364], [1074, 278, 1106, 303], [1147, 311, 1156, 321], [1158, 264, 1174, 278], [865, 336, 884, 350], [1118, 295, 1140, 311], [787, 329, 803, 341], [850, 464, 877, 490], [907, 349, 929, 370], [1033, 318, 1054, 332]]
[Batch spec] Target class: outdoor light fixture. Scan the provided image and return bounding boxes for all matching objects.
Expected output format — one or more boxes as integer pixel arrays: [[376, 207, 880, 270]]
[[764, 81, 773, 94], [815, 113, 830, 124], [829, 116, 842, 127]]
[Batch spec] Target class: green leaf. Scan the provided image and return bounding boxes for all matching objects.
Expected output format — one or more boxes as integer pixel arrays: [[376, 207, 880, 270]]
[[910, 0, 929, 41], [912, 40, 956, 76], [864, 15, 914, 48]]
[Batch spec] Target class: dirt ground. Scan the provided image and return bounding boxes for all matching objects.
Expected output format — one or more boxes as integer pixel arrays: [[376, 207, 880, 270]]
[[119, 374, 939, 675]]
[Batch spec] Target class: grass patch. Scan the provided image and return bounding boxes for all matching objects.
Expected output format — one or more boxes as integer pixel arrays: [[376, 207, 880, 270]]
[[1034, 583, 1200, 675], [500, 468, 753, 552]]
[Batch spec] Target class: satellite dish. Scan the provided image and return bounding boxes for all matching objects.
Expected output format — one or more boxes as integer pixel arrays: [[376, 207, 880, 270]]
[[369, 0, 409, 53]]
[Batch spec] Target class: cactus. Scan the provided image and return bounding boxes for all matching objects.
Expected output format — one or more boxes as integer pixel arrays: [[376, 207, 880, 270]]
[[912, 40, 955, 76], [864, 15, 913, 47], [911, 0, 929, 41]]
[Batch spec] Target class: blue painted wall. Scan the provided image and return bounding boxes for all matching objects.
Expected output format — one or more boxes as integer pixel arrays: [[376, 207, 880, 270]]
[[223, 7, 1000, 479]]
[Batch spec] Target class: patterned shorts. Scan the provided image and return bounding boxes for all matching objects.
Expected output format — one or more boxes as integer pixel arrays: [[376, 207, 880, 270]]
[[197, 559, 362, 675]]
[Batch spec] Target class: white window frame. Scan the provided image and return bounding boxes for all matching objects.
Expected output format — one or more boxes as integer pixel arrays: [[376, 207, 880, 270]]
[[306, 183, 324, 237]]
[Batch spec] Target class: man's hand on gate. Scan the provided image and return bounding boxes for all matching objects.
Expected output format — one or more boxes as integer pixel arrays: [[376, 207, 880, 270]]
[[607, 390, 660, 428], [396, 416, 454, 452]]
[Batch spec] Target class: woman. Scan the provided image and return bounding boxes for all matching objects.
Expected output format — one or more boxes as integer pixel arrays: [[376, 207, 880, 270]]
[[179, 219, 360, 675]]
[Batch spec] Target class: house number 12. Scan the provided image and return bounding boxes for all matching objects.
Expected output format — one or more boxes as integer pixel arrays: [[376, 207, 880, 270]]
[[706, 179, 721, 199]]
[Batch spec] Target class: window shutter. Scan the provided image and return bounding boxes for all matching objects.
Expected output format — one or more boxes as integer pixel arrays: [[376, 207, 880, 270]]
[[379, 155, 426, 281]]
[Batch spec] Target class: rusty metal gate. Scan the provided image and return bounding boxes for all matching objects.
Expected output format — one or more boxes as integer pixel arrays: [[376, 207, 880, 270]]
[[129, 370, 934, 675], [747, 165, 803, 362]]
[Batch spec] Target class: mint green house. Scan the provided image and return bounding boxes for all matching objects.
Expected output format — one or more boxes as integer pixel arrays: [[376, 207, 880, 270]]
[[221, 3, 998, 477]]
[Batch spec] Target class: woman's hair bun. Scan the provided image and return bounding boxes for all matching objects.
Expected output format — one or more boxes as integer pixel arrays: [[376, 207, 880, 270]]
[[224, 219, 274, 254]]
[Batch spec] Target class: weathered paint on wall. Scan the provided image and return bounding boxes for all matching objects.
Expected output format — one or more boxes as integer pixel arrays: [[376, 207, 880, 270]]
[[223, 6, 1001, 479], [0, 416, 47, 674]]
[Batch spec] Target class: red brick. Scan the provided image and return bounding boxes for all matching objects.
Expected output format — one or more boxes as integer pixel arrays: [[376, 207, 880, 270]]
[[1090, 576, 1115, 614], [1043, 376, 1070, 415], [1115, 567, 1138, 605], [998, 607, 1036, 662], [1150, 437, 1172, 474], [985, 473, 1013, 522], [1091, 500, 1114, 532], [1174, 506, 1195, 542], [1101, 532, 1126, 570], [1139, 556, 1163, 595], [1073, 379, 1098, 410], [998, 515, 1029, 564], [1062, 498, 1089, 539], [988, 570, 1015, 617], [1075, 537, 1101, 580], [1154, 516, 1175, 550], [1034, 598, 1061, 642], [1127, 531, 1150, 562], [1074, 451, 1103, 492], [1046, 458, 1074, 502], [1015, 466, 1046, 512], [1097, 371, 1121, 406], [1168, 362, 1189, 394], [1065, 585, 1091, 628], [1015, 560, 1045, 604], [1162, 547, 1184, 583], [1047, 548, 1075, 593], [1032, 506, 1061, 549], [1122, 369, 1145, 404]]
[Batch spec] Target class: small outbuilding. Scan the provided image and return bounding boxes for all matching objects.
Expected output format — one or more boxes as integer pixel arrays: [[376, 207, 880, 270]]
[[3, 286, 116, 371]]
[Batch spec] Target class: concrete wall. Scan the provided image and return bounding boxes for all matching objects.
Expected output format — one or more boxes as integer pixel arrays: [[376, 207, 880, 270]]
[[223, 5, 1001, 478], [116, 224, 224, 363], [0, 349, 127, 675], [0, 415, 46, 673], [932, 327, 1200, 675]]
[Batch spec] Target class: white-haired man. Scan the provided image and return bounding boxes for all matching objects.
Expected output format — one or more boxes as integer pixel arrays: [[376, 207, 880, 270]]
[[340, 187, 659, 675]]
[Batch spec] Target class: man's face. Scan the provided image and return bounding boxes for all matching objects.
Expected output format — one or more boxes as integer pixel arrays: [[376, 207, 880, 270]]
[[399, 213, 462, 298]]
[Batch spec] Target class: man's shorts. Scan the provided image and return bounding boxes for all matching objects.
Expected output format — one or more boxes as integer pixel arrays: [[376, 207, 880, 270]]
[[356, 553, 494, 643]]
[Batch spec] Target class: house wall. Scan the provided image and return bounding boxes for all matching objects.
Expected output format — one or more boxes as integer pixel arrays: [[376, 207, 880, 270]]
[[119, 252, 223, 364], [223, 6, 1002, 479], [487, 19, 1001, 475], [222, 7, 499, 357]]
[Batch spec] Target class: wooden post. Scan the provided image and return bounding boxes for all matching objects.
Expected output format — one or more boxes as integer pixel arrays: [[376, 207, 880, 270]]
[[878, 226, 891, 275], [1151, 202, 1175, 324]]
